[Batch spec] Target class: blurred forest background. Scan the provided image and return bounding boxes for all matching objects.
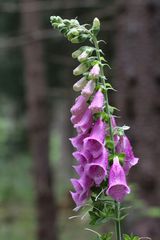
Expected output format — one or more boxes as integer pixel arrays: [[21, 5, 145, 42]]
[[0, 0, 159, 240]]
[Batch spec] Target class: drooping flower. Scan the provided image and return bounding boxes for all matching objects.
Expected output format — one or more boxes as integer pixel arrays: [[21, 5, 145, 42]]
[[89, 90, 104, 114], [73, 63, 89, 76], [72, 150, 91, 166], [70, 95, 87, 116], [85, 148, 108, 185], [116, 135, 139, 174], [71, 174, 93, 193], [106, 157, 130, 202], [89, 64, 100, 78], [74, 108, 93, 133], [70, 174, 93, 206], [83, 118, 106, 158], [69, 132, 89, 151], [81, 80, 96, 99], [70, 190, 90, 207], [72, 165, 84, 176], [73, 77, 87, 92]]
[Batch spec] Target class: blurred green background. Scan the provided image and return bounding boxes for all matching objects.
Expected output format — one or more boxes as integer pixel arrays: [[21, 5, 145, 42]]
[[0, 0, 159, 240]]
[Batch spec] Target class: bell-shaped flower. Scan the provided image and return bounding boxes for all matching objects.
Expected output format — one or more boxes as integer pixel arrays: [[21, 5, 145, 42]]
[[106, 157, 130, 202], [74, 108, 93, 132], [116, 135, 139, 174], [69, 132, 89, 151], [70, 114, 82, 125], [89, 90, 104, 114], [71, 174, 93, 193], [89, 64, 100, 78], [72, 165, 84, 176], [70, 190, 90, 207], [73, 77, 87, 92], [70, 95, 87, 116], [72, 150, 91, 166], [81, 80, 95, 100], [83, 118, 106, 158], [85, 148, 108, 185]]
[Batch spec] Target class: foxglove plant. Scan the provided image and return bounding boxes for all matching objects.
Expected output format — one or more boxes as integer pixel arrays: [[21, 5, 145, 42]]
[[50, 16, 140, 240]]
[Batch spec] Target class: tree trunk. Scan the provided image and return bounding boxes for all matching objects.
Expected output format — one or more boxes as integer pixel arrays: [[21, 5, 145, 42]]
[[20, 1, 57, 240], [114, 0, 160, 238]]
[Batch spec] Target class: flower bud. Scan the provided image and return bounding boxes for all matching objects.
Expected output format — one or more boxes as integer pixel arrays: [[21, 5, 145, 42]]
[[71, 34, 88, 44], [72, 46, 91, 59], [92, 17, 100, 35], [73, 63, 89, 76], [70, 19, 79, 26], [81, 80, 96, 99], [89, 64, 100, 79], [67, 28, 79, 40], [73, 77, 87, 92]]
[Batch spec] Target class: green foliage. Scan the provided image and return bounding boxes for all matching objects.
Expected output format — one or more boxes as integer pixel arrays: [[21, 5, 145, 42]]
[[98, 232, 113, 240], [123, 234, 140, 240]]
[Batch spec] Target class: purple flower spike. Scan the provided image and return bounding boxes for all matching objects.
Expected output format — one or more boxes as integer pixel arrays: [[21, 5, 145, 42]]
[[69, 132, 89, 151], [81, 80, 95, 99], [74, 108, 93, 133], [89, 90, 104, 114], [116, 135, 139, 174], [83, 118, 106, 158], [70, 95, 87, 116], [72, 151, 91, 165], [106, 157, 130, 202]]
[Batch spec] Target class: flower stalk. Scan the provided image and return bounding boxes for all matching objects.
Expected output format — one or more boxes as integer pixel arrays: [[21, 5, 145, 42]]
[[50, 16, 140, 240], [91, 34, 121, 240]]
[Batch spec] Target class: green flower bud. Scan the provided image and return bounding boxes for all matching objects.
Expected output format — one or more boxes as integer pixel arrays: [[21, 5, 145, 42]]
[[73, 63, 89, 76], [72, 46, 91, 59], [73, 77, 87, 92], [70, 19, 79, 26], [71, 34, 88, 44], [58, 23, 65, 29], [92, 17, 100, 35], [67, 28, 79, 40], [77, 47, 94, 62], [63, 19, 70, 25]]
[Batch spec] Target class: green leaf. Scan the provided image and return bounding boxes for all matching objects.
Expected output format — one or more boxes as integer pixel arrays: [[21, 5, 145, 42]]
[[123, 234, 140, 240], [100, 232, 113, 240]]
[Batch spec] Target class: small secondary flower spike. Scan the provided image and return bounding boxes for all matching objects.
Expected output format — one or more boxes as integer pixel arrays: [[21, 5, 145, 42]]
[[51, 16, 140, 240]]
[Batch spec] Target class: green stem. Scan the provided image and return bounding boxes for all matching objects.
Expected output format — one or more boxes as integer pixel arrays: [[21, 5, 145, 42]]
[[115, 201, 122, 240], [92, 34, 122, 240]]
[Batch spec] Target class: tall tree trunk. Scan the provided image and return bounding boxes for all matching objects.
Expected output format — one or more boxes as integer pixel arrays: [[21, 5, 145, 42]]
[[114, 0, 160, 238], [20, 1, 57, 240]]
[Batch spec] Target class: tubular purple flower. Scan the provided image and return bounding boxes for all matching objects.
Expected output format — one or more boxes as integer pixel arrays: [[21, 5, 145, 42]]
[[83, 118, 106, 158], [81, 80, 96, 99], [74, 108, 93, 132], [69, 132, 89, 151], [89, 90, 104, 114], [106, 157, 130, 202], [70, 95, 87, 116], [85, 148, 108, 185], [70, 114, 82, 125], [89, 64, 100, 78], [116, 135, 139, 174], [70, 190, 90, 207], [71, 175, 93, 193], [73, 165, 84, 176], [72, 150, 91, 165]]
